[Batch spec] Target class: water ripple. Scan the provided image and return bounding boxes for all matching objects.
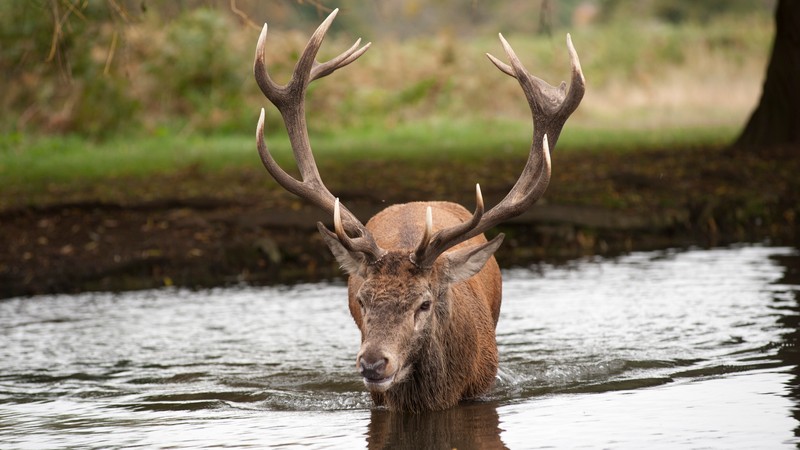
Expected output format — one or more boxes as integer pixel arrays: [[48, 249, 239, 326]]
[[1, 245, 798, 448]]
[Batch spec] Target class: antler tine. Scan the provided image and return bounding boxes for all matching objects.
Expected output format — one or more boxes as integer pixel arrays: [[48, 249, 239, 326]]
[[334, 198, 387, 257], [414, 184, 485, 267], [254, 23, 279, 102], [562, 33, 586, 118], [292, 8, 338, 89], [485, 49, 513, 78], [412, 206, 434, 263], [497, 33, 525, 77], [312, 38, 372, 82], [256, 108, 302, 195]]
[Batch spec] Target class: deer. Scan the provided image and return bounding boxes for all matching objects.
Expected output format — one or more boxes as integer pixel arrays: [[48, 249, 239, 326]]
[[253, 9, 584, 412]]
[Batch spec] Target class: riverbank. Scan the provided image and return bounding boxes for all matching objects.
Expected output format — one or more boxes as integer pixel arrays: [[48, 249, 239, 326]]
[[2, 143, 796, 299]]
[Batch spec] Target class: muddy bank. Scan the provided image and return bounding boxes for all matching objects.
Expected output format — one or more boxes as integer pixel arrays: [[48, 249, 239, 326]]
[[1, 145, 797, 298]]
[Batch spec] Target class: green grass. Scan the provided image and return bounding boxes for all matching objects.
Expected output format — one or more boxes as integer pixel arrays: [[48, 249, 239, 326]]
[[556, 124, 739, 152], [0, 119, 739, 189]]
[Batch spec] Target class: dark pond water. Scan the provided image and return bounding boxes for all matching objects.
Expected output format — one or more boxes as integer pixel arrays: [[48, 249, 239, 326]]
[[2, 245, 799, 448]]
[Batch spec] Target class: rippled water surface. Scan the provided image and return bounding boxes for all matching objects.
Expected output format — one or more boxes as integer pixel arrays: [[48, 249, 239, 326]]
[[2, 245, 800, 448]]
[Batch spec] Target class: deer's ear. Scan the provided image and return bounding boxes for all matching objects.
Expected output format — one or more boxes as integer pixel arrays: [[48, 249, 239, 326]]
[[443, 234, 504, 283], [318, 223, 366, 276]]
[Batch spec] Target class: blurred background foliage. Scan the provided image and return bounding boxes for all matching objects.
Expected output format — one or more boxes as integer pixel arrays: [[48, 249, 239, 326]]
[[0, 0, 776, 139]]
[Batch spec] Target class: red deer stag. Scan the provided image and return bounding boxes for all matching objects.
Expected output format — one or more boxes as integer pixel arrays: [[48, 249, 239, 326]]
[[254, 9, 584, 412]]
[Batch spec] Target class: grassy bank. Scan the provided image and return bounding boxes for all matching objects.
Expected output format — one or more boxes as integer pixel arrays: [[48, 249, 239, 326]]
[[2, 133, 797, 298], [0, 121, 740, 210]]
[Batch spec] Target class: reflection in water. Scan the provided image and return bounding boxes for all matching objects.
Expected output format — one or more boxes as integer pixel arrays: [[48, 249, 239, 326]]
[[774, 252, 800, 439], [367, 401, 507, 450], [0, 245, 799, 448]]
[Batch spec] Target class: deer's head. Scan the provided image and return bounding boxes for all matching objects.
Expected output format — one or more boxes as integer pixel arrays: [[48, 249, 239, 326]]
[[319, 201, 504, 391]]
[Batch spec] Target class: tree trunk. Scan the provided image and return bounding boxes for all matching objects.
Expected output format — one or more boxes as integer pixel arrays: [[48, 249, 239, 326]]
[[732, 0, 800, 152]]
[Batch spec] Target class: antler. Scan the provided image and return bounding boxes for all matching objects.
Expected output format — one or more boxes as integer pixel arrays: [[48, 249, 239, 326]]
[[413, 33, 585, 268], [254, 9, 386, 262]]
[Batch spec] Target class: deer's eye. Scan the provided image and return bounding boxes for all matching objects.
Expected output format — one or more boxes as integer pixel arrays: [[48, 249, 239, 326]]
[[358, 299, 365, 310], [418, 301, 431, 312]]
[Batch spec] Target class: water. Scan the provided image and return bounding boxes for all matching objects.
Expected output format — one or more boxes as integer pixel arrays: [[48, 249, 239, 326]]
[[1, 245, 799, 448]]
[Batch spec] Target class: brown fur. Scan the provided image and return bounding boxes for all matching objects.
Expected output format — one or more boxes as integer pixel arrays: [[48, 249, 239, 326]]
[[343, 202, 502, 412]]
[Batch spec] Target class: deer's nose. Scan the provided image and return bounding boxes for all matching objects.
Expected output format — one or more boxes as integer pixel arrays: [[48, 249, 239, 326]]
[[359, 356, 388, 381]]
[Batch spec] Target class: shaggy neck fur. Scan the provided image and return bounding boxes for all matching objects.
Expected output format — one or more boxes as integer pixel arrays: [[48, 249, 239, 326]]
[[373, 285, 497, 412]]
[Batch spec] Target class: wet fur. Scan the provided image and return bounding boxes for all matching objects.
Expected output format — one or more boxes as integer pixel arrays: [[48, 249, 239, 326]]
[[345, 202, 502, 412]]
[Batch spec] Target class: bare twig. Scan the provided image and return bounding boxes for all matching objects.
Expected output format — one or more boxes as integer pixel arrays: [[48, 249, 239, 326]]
[[46, 0, 63, 63], [103, 30, 119, 76], [298, 0, 334, 15], [229, 0, 260, 30], [106, 0, 133, 22], [60, 0, 87, 22]]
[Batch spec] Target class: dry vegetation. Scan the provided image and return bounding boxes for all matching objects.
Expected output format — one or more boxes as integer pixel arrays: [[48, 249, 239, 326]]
[[0, 2, 773, 138]]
